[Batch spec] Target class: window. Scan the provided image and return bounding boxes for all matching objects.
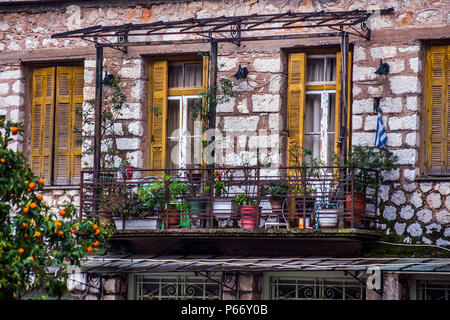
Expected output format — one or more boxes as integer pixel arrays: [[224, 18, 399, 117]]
[[148, 58, 208, 170], [264, 272, 365, 300], [287, 51, 351, 167], [129, 273, 222, 300], [30, 66, 83, 185], [425, 45, 450, 175], [415, 280, 450, 300]]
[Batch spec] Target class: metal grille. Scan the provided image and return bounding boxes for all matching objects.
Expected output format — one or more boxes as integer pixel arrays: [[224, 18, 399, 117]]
[[268, 276, 365, 300], [417, 280, 450, 300], [134, 274, 222, 300]]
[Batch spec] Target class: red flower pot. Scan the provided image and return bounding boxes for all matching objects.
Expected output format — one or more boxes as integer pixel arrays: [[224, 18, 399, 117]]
[[121, 166, 134, 180], [240, 205, 260, 230]]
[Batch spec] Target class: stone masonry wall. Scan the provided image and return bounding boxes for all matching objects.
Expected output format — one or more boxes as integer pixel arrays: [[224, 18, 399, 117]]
[[0, 0, 449, 248]]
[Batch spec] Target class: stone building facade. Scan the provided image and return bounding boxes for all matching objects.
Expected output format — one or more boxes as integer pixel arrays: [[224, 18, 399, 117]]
[[0, 0, 449, 300]]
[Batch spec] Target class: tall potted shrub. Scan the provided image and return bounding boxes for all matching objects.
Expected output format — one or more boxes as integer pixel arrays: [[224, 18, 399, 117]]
[[344, 146, 399, 223]]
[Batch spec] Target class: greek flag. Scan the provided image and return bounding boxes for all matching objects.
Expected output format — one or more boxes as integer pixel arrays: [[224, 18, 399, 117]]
[[374, 102, 387, 149]]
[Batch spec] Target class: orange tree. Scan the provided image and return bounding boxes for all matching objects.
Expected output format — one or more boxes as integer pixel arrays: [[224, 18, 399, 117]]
[[0, 119, 112, 299]]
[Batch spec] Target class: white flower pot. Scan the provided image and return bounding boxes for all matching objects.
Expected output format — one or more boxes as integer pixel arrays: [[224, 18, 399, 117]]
[[317, 209, 338, 228], [113, 217, 162, 230], [213, 199, 233, 220]]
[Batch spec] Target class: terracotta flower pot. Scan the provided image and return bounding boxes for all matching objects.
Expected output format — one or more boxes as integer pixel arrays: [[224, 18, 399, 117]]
[[345, 191, 364, 222], [162, 209, 180, 229]]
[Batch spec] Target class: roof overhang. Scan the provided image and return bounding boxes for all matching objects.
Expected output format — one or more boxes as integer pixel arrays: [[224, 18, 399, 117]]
[[81, 255, 450, 274]]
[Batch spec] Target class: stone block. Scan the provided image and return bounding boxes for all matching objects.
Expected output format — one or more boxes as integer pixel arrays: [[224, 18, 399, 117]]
[[417, 208, 432, 224], [253, 58, 281, 73], [381, 97, 402, 113], [217, 97, 235, 113], [218, 57, 238, 71], [370, 46, 397, 59], [386, 133, 402, 147], [409, 57, 420, 73], [407, 223, 422, 237], [128, 121, 143, 136], [116, 138, 140, 150], [394, 222, 406, 235], [399, 205, 414, 220], [352, 115, 362, 130], [410, 192, 423, 209], [392, 190, 406, 206], [426, 192, 442, 209], [388, 115, 418, 131], [0, 83, 8, 95], [391, 149, 417, 165], [252, 94, 280, 112], [436, 210, 450, 224], [353, 66, 377, 82], [405, 132, 419, 147], [353, 45, 366, 62], [406, 96, 419, 111], [383, 205, 397, 221], [352, 132, 375, 146], [353, 98, 373, 114], [389, 76, 421, 94], [434, 182, 450, 196], [223, 116, 259, 132]]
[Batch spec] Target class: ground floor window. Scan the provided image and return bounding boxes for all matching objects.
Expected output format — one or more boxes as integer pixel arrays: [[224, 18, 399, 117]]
[[264, 272, 365, 300], [415, 280, 450, 300], [129, 273, 222, 300]]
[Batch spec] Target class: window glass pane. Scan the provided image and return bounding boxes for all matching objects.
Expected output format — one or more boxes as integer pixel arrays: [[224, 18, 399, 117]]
[[167, 99, 181, 169], [184, 63, 203, 88], [326, 57, 337, 82], [168, 64, 183, 88], [305, 94, 321, 161], [186, 97, 202, 168], [327, 93, 336, 166], [306, 58, 324, 82]]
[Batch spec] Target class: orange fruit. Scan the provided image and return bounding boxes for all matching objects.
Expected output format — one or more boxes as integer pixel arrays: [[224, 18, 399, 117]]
[[18, 248, 24, 254], [36, 194, 43, 201], [22, 222, 27, 228], [27, 188, 31, 192], [29, 202, 37, 209], [35, 231, 41, 238], [38, 178, 45, 185], [94, 230, 100, 236], [0, 158, 5, 163], [92, 241, 99, 247], [55, 220, 62, 227], [71, 229, 78, 235], [24, 234, 28, 238], [92, 224, 98, 230], [11, 126, 18, 135], [59, 209, 66, 217], [30, 256, 35, 261], [23, 206, 29, 213], [58, 230, 64, 236], [87, 246, 93, 252], [65, 257, 71, 262], [29, 182, 36, 189]]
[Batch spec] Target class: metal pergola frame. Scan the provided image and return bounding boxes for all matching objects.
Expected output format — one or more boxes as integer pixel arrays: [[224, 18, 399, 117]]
[[51, 8, 394, 214]]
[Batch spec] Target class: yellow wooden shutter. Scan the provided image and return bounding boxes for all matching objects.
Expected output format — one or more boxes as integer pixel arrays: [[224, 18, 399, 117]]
[[31, 67, 55, 182], [426, 46, 449, 174], [335, 51, 353, 160], [201, 55, 209, 167], [71, 66, 84, 184], [149, 61, 168, 170], [54, 66, 73, 184], [287, 53, 306, 166]]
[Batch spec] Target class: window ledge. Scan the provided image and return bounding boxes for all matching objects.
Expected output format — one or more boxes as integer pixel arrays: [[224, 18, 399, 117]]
[[43, 185, 80, 191], [415, 176, 450, 182]]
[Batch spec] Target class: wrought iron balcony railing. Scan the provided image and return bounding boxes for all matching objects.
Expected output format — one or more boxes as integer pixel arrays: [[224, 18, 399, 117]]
[[79, 166, 380, 231]]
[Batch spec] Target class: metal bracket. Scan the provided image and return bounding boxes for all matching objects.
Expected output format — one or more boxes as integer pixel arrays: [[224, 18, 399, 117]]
[[344, 270, 382, 296], [195, 271, 239, 298], [230, 23, 241, 46]]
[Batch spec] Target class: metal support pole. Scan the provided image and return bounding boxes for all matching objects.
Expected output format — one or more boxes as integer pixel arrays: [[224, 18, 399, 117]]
[[207, 40, 218, 226], [338, 31, 349, 228], [93, 43, 103, 215]]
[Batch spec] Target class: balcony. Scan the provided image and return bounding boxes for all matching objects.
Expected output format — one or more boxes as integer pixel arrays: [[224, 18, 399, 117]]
[[79, 166, 381, 256]]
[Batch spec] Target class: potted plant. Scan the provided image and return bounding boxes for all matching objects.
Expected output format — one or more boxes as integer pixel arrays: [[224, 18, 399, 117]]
[[234, 193, 260, 230], [207, 170, 233, 223], [287, 145, 323, 228], [261, 178, 289, 214], [344, 146, 399, 223], [118, 155, 134, 180], [165, 174, 189, 229]]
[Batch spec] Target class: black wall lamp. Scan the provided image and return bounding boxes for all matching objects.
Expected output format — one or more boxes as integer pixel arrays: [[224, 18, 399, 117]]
[[102, 71, 115, 86], [374, 60, 390, 78], [233, 65, 248, 79]]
